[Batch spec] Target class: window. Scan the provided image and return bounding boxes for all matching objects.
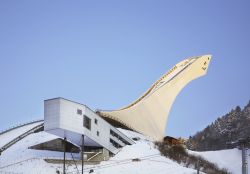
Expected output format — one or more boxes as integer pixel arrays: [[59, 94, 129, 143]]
[[97, 131, 99, 136], [110, 129, 130, 145], [110, 129, 119, 138], [110, 129, 115, 136], [94, 118, 98, 125], [83, 115, 91, 130], [77, 109, 82, 115], [110, 138, 122, 148]]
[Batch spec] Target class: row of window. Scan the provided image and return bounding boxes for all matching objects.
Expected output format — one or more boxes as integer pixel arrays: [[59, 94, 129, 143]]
[[110, 129, 130, 145], [110, 138, 122, 148], [78, 109, 128, 145]]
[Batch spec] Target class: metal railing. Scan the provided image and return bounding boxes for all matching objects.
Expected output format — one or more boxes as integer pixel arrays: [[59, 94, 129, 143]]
[[0, 119, 44, 136], [0, 123, 44, 154]]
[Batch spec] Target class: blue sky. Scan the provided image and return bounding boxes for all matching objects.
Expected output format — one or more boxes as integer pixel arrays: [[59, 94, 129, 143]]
[[0, 0, 250, 137]]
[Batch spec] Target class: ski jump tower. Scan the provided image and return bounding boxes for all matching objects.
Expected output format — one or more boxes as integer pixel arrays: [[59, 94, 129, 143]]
[[99, 55, 212, 141], [44, 54, 212, 153]]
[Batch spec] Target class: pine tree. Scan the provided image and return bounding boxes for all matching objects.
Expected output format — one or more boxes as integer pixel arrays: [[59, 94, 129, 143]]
[[235, 106, 241, 112]]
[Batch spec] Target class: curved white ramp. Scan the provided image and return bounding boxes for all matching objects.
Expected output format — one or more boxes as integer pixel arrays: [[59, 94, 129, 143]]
[[99, 55, 212, 141]]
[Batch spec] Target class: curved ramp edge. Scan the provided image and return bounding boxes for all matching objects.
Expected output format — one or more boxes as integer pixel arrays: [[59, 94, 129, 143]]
[[99, 55, 212, 141]]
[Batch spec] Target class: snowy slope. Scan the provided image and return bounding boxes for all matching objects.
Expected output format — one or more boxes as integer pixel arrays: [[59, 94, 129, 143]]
[[92, 141, 202, 174], [190, 148, 250, 174], [87, 129, 203, 174], [0, 123, 242, 174], [0, 121, 43, 147], [0, 125, 202, 174]]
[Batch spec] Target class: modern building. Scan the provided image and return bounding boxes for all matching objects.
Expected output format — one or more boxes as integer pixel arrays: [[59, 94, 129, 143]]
[[99, 55, 212, 141], [44, 98, 134, 156], [43, 55, 211, 159]]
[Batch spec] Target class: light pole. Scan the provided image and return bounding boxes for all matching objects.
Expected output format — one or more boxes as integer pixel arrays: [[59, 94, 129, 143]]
[[227, 137, 250, 174]]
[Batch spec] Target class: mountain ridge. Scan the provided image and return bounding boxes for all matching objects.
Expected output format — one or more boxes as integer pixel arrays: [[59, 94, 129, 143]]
[[187, 100, 250, 151]]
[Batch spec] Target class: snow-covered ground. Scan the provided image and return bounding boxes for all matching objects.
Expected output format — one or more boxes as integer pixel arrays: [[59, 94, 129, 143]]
[[190, 148, 250, 174], [0, 121, 43, 147], [0, 122, 245, 174]]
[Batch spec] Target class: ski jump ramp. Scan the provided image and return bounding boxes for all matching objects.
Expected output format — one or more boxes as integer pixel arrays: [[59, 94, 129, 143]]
[[99, 55, 212, 141]]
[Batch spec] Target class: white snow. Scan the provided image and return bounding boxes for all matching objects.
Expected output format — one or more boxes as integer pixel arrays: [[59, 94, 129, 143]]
[[88, 140, 202, 174], [0, 124, 243, 174], [0, 121, 43, 147], [190, 148, 250, 174]]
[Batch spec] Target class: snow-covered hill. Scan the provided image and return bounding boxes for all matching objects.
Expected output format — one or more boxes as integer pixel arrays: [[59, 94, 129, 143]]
[[190, 148, 248, 174], [0, 122, 247, 174], [187, 101, 250, 151]]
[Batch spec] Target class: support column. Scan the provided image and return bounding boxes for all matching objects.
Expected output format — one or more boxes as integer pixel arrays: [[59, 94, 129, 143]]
[[82, 135, 84, 174], [63, 137, 66, 174]]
